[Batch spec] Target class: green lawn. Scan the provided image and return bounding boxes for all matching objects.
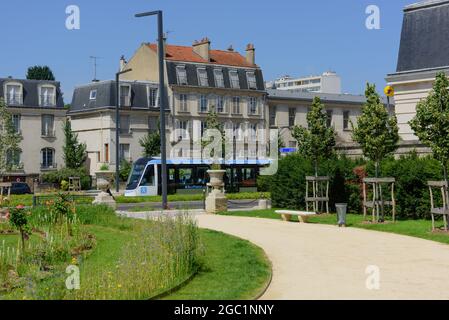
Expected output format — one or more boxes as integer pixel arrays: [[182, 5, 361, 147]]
[[162, 229, 271, 300], [115, 192, 269, 204], [219, 209, 449, 246]]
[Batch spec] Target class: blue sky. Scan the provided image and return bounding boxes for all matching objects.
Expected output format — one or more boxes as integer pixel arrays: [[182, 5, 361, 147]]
[[0, 0, 412, 102]]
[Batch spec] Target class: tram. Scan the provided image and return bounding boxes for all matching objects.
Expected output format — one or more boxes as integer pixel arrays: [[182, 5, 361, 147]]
[[124, 157, 271, 197]]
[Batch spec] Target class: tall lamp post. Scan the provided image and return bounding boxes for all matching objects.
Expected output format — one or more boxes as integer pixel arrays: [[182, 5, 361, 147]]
[[135, 10, 168, 209], [115, 68, 132, 193]]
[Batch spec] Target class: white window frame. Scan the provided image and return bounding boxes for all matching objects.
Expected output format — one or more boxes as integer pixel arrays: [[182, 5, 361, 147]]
[[246, 71, 257, 90], [148, 87, 158, 107], [41, 148, 55, 169], [119, 114, 131, 134], [216, 96, 225, 113], [214, 69, 225, 88], [248, 97, 258, 115], [12, 114, 21, 134], [39, 85, 56, 107], [197, 68, 208, 87], [229, 70, 240, 89], [41, 114, 55, 137], [120, 84, 131, 107], [4, 82, 23, 105], [89, 89, 97, 100], [198, 95, 208, 113], [179, 94, 188, 112], [176, 65, 188, 85], [232, 97, 241, 114]]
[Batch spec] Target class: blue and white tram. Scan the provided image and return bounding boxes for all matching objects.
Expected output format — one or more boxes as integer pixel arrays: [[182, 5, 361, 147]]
[[124, 157, 271, 197]]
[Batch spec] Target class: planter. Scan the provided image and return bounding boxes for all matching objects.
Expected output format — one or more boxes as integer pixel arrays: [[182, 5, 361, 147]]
[[207, 170, 226, 187], [95, 171, 114, 192]]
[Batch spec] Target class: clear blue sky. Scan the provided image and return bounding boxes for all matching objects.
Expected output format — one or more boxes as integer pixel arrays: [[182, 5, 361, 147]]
[[0, 0, 412, 102]]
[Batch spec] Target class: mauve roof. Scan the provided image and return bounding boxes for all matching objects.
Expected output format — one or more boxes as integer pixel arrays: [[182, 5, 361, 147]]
[[147, 44, 256, 68]]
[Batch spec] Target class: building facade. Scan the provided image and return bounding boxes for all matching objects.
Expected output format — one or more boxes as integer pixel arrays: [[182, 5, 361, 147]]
[[386, 0, 449, 146], [0, 78, 66, 185], [121, 38, 268, 161], [266, 71, 342, 94], [69, 80, 160, 176], [267, 89, 390, 157]]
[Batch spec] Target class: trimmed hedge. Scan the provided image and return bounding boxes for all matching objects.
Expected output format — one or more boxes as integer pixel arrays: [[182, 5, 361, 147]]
[[266, 152, 445, 219], [42, 168, 92, 190]]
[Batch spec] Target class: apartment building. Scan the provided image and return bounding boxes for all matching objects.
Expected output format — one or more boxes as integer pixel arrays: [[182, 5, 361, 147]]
[[121, 38, 268, 160], [267, 89, 392, 157], [266, 71, 342, 94], [69, 80, 160, 175], [0, 78, 66, 184], [386, 0, 449, 143]]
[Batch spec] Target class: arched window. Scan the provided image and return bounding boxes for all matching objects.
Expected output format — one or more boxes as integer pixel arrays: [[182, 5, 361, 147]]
[[41, 148, 55, 169]]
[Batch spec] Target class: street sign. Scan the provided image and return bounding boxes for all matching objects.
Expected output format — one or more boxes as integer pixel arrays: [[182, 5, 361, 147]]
[[280, 148, 297, 153]]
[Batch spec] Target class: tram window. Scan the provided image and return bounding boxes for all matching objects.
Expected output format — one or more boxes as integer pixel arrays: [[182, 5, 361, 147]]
[[197, 167, 208, 184], [140, 165, 155, 186], [179, 169, 193, 185], [168, 169, 176, 183]]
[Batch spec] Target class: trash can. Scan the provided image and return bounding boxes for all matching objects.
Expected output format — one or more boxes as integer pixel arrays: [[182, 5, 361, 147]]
[[335, 203, 348, 227]]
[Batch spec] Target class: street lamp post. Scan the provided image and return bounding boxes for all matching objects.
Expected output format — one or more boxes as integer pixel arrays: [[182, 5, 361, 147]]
[[135, 10, 168, 209], [115, 68, 132, 193]]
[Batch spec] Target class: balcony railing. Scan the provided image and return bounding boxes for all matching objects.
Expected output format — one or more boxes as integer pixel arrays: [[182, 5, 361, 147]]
[[40, 94, 56, 107], [6, 162, 24, 172], [41, 163, 57, 170], [41, 129, 56, 138], [6, 93, 23, 106]]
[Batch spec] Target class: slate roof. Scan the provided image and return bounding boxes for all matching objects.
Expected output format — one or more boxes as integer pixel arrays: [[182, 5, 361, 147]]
[[69, 80, 159, 113], [166, 61, 265, 91], [396, 0, 449, 72], [267, 89, 392, 105], [147, 44, 256, 68], [0, 78, 64, 108]]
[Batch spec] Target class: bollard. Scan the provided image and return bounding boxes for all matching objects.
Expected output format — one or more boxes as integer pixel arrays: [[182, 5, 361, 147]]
[[336, 203, 348, 227]]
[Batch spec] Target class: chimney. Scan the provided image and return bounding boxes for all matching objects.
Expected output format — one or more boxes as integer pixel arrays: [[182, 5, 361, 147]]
[[245, 43, 255, 65], [193, 37, 211, 61], [227, 45, 234, 52], [119, 55, 127, 71]]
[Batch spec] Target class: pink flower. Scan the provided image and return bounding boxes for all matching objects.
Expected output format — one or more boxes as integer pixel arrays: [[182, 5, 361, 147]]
[[16, 205, 25, 210], [5, 211, 10, 220]]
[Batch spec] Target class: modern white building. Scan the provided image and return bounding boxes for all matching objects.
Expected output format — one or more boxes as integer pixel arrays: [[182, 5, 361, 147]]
[[266, 71, 342, 94]]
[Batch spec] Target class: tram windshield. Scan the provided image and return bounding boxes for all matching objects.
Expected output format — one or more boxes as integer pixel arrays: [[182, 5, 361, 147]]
[[126, 163, 147, 190]]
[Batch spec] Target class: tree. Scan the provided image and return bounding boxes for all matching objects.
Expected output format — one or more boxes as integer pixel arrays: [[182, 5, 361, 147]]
[[0, 99, 22, 178], [26, 66, 55, 81], [352, 83, 399, 177], [292, 97, 336, 176], [410, 72, 449, 183], [63, 120, 87, 169], [140, 129, 161, 158]]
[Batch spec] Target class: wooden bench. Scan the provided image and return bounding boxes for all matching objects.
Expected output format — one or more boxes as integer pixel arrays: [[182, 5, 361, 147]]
[[275, 210, 317, 223]]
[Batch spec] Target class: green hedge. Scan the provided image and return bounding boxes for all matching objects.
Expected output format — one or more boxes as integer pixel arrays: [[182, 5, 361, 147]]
[[266, 153, 445, 219], [42, 168, 92, 190]]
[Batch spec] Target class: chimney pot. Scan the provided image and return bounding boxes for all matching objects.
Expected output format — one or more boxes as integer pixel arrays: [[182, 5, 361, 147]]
[[245, 43, 256, 65], [192, 37, 211, 61], [120, 55, 127, 71]]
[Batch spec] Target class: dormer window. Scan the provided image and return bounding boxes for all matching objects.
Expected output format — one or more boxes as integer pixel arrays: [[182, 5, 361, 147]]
[[4, 83, 23, 105], [39, 85, 56, 107], [197, 68, 208, 87], [246, 71, 257, 90], [214, 69, 224, 88], [89, 90, 97, 100], [120, 85, 131, 107], [176, 66, 188, 85], [229, 70, 240, 89]]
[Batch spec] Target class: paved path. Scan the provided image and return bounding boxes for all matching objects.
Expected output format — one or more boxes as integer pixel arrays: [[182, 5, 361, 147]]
[[195, 215, 449, 300]]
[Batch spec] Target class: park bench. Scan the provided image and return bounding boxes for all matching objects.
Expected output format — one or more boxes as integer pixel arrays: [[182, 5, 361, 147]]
[[275, 210, 317, 223]]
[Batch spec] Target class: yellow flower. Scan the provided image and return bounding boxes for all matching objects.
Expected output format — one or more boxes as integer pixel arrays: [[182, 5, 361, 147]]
[[117, 284, 122, 288], [71, 257, 78, 265]]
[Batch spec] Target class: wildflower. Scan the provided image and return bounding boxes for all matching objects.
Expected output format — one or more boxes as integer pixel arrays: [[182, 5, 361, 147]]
[[71, 257, 78, 265], [16, 205, 25, 210], [117, 284, 122, 288]]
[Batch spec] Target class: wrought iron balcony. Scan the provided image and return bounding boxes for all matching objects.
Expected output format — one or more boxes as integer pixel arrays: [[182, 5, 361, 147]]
[[41, 163, 57, 170]]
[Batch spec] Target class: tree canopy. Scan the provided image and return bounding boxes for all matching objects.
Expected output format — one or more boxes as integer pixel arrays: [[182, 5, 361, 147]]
[[140, 128, 161, 158], [292, 96, 336, 176], [352, 83, 399, 177], [410, 72, 449, 181], [26, 66, 55, 81], [0, 99, 23, 176]]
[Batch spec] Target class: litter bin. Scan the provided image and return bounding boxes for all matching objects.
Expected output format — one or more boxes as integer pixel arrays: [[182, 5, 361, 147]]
[[335, 203, 348, 227]]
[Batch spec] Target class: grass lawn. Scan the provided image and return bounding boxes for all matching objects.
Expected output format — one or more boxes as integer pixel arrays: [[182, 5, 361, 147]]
[[162, 229, 271, 300], [219, 209, 449, 246], [115, 192, 270, 204]]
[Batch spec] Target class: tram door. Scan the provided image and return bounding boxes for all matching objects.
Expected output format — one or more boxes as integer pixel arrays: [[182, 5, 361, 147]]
[[137, 164, 158, 196]]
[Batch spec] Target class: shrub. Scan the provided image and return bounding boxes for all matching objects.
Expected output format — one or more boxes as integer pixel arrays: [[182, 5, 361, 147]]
[[119, 160, 132, 182], [42, 168, 91, 190]]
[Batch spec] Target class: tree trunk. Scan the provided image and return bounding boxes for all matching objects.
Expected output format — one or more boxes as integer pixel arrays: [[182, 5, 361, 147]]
[[314, 159, 318, 178], [375, 161, 380, 178], [444, 163, 449, 210]]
